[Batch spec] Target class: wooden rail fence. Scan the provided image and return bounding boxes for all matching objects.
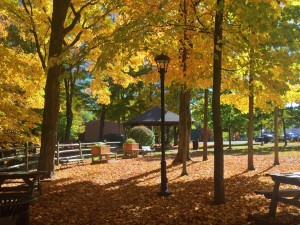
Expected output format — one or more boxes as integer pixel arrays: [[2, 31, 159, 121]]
[[0, 141, 122, 171], [0, 144, 39, 172], [55, 141, 122, 166]]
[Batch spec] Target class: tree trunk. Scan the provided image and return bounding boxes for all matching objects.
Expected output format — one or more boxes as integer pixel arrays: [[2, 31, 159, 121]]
[[166, 126, 171, 146], [247, 48, 255, 171], [173, 0, 191, 170], [228, 128, 232, 150], [282, 109, 287, 146], [203, 89, 209, 161], [99, 105, 106, 141], [173, 88, 192, 161], [64, 74, 75, 143], [174, 126, 179, 146], [274, 107, 280, 165], [181, 0, 189, 176], [180, 87, 191, 176], [38, 0, 70, 176], [212, 0, 225, 205]]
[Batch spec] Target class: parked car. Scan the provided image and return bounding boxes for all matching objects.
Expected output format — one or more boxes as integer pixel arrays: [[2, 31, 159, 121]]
[[287, 132, 298, 141], [279, 132, 298, 142], [254, 134, 274, 143]]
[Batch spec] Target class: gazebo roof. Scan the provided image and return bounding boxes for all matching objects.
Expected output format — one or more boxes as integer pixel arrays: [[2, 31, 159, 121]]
[[124, 107, 180, 126]]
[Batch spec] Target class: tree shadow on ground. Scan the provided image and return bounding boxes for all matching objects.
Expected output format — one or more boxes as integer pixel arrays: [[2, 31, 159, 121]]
[[190, 147, 298, 158], [31, 162, 300, 225]]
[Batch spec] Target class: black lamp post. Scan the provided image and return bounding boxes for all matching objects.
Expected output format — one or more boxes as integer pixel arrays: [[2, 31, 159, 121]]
[[155, 53, 172, 196]]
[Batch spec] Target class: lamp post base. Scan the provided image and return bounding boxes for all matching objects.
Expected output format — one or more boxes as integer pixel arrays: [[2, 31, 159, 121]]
[[157, 189, 172, 196]]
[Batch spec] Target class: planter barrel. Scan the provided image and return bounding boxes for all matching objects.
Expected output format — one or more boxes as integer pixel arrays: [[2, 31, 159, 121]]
[[91, 145, 110, 156], [123, 143, 139, 151]]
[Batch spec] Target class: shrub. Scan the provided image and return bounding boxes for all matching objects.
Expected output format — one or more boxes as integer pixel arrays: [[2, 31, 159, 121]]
[[125, 138, 136, 143], [129, 126, 155, 147]]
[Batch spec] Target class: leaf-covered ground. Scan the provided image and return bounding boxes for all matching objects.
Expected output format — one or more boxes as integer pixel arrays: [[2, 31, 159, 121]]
[[31, 147, 300, 225]]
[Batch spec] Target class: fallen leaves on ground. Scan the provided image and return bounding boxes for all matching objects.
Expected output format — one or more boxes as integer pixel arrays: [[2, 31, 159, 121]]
[[31, 150, 300, 225]]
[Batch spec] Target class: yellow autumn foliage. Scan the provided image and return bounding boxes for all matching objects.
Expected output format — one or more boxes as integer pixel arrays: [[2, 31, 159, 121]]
[[285, 84, 300, 103], [0, 44, 45, 144], [219, 0, 298, 113], [0, 0, 298, 147]]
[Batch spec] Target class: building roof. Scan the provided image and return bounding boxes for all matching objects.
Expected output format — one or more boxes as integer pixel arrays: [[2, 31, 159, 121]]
[[124, 107, 180, 126]]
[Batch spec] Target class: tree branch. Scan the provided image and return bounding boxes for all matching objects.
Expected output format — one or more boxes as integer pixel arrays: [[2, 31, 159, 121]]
[[64, 1, 96, 35], [21, 0, 46, 70], [68, 31, 83, 47]]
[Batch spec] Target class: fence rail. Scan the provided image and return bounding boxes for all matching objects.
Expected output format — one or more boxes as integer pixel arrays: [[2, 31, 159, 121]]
[[55, 141, 122, 165], [0, 145, 40, 172], [0, 141, 122, 171]]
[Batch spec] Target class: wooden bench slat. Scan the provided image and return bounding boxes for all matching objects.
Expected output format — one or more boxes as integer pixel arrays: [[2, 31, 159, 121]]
[[255, 189, 300, 199], [278, 196, 300, 207], [0, 183, 42, 195], [100, 153, 117, 155], [60, 158, 83, 162], [123, 149, 144, 158], [59, 157, 84, 168], [0, 186, 32, 192]]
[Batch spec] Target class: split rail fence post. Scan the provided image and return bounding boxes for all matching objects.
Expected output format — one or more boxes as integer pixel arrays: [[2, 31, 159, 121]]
[[79, 142, 83, 158], [56, 141, 60, 166], [25, 142, 29, 171]]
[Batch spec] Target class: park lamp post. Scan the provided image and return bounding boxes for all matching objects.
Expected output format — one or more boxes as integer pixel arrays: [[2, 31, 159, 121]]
[[155, 53, 172, 196]]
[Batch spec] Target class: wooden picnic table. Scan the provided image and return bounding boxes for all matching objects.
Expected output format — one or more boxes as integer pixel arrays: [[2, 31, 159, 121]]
[[265, 172, 300, 217], [0, 171, 48, 195]]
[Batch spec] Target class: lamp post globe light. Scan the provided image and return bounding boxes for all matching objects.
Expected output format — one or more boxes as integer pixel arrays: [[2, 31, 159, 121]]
[[154, 53, 171, 196]]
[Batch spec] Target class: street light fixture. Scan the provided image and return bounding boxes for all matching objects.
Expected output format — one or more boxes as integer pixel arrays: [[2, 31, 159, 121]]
[[155, 53, 171, 196]]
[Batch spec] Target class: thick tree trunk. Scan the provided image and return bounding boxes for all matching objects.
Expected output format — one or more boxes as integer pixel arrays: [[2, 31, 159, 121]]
[[173, 88, 192, 163], [38, 0, 71, 176], [173, 0, 191, 169], [180, 88, 191, 176], [180, 0, 189, 176], [203, 89, 209, 161], [212, 0, 225, 205], [247, 49, 255, 171], [274, 107, 280, 165]]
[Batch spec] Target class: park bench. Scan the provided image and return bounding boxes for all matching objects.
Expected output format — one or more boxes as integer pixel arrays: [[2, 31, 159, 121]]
[[141, 146, 155, 155], [59, 157, 84, 168], [91, 145, 117, 163]]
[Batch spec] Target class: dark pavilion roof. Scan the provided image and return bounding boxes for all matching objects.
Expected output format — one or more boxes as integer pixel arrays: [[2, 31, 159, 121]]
[[124, 107, 180, 126]]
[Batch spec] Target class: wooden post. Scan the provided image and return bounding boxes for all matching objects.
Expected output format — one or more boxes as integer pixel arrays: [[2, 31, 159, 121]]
[[269, 182, 280, 217], [56, 141, 60, 166], [25, 142, 29, 171], [79, 141, 83, 158]]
